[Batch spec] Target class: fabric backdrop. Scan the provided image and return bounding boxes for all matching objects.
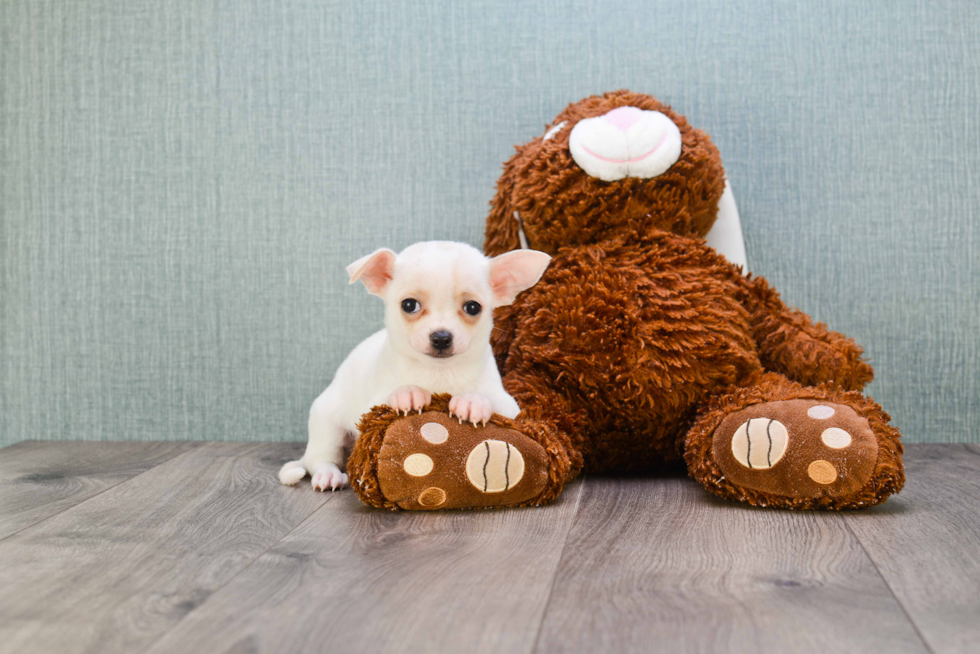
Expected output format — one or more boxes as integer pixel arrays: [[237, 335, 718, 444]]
[[2, 0, 978, 448]]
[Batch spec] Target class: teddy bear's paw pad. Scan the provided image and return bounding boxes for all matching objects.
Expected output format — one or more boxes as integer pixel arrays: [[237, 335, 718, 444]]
[[465, 440, 525, 492], [375, 411, 549, 510], [711, 400, 879, 499], [730, 418, 789, 469]]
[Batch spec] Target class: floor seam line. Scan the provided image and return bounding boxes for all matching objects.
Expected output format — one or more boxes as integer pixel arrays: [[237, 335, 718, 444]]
[[140, 490, 337, 653], [841, 515, 935, 654], [0, 442, 203, 543], [528, 477, 586, 654]]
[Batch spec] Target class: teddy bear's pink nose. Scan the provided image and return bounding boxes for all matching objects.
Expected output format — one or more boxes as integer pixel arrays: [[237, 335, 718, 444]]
[[603, 106, 644, 132], [569, 106, 683, 181]]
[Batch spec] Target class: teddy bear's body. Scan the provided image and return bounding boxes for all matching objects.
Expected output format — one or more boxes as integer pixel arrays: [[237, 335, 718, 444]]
[[493, 233, 758, 473], [348, 91, 904, 511]]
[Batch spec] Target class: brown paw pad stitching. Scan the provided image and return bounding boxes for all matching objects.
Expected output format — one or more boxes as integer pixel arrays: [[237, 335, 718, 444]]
[[418, 486, 447, 507], [712, 400, 879, 499], [375, 411, 549, 510], [465, 440, 525, 492], [730, 418, 789, 469]]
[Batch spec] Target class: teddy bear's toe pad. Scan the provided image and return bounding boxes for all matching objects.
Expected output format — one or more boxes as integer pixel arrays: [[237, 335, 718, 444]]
[[712, 400, 878, 499], [376, 412, 549, 510]]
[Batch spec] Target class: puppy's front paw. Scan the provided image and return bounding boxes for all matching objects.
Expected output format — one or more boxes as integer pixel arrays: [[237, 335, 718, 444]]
[[387, 385, 432, 415], [449, 393, 494, 426], [311, 463, 348, 492]]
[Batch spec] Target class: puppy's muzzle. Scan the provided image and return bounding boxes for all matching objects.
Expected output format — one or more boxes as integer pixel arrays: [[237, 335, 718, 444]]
[[429, 330, 453, 357]]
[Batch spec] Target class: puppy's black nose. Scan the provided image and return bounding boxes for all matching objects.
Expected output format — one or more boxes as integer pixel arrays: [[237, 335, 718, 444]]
[[429, 330, 453, 350]]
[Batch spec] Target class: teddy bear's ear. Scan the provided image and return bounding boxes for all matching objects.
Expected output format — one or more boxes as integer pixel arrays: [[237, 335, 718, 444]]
[[483, 152, 524, 257], [346, 248, 397, 297], [488, 249, 552, 306]]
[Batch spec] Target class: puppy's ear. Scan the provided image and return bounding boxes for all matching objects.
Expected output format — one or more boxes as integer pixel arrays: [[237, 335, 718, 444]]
[[488, 249, 551, 306], [346, 248, 397, 296]]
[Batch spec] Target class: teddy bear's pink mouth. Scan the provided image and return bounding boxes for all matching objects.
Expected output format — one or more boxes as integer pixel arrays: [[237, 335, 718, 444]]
[[569, 108, 682, 181], [580, 132, 668, 164]]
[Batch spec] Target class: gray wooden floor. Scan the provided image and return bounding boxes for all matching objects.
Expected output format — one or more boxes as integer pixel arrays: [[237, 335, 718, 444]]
[[1, 442, 977, 654]]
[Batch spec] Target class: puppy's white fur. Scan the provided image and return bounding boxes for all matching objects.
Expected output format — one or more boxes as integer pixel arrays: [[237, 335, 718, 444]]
[[279, 241, 551, 491]]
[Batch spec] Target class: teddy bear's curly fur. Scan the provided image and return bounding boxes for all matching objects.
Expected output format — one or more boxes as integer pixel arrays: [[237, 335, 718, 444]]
[[348, 90, 904, 511]]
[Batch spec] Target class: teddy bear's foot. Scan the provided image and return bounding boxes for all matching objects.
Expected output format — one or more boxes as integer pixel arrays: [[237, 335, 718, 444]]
[[710, 399, 880, 503], [686, 374, 904, 510], [349, 408, 552, 510]]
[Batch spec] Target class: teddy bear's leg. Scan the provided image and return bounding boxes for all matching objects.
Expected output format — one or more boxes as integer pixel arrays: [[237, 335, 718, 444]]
[[743, 276, 875, 391], [684, 372, 904, 510], [346, 391, 579, 511]]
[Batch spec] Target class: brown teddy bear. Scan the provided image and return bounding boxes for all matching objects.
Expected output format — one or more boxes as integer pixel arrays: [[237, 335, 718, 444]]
[[347, 90, 904, 511]]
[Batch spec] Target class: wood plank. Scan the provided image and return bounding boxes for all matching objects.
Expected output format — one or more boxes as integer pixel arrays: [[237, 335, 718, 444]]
[[0, 441, 197, 540], [0, 442, 329, 654], [534, 475, 928, 654], [844, 444, 980, 653], [145, 481, 585, 654]]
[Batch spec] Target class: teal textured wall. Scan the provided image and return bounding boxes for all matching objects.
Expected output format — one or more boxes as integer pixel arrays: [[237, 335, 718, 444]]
[[2, 0, 978, 447]]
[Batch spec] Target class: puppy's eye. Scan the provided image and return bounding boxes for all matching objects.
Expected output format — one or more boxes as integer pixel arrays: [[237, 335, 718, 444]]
[[401, 298, 421, 314], [463, 301, 482, 316]]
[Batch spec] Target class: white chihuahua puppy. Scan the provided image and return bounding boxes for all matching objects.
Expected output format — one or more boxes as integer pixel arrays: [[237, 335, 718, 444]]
[[279, 241, 551, 491]]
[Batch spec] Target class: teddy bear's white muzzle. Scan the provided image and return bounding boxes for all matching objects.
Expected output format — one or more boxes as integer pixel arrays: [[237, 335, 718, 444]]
[[569, 106, 682, 182]]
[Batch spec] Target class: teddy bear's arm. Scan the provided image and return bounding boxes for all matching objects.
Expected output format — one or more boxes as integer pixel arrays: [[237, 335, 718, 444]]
[[490, 304, 521, 373], [742, 276, 874, 392]]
